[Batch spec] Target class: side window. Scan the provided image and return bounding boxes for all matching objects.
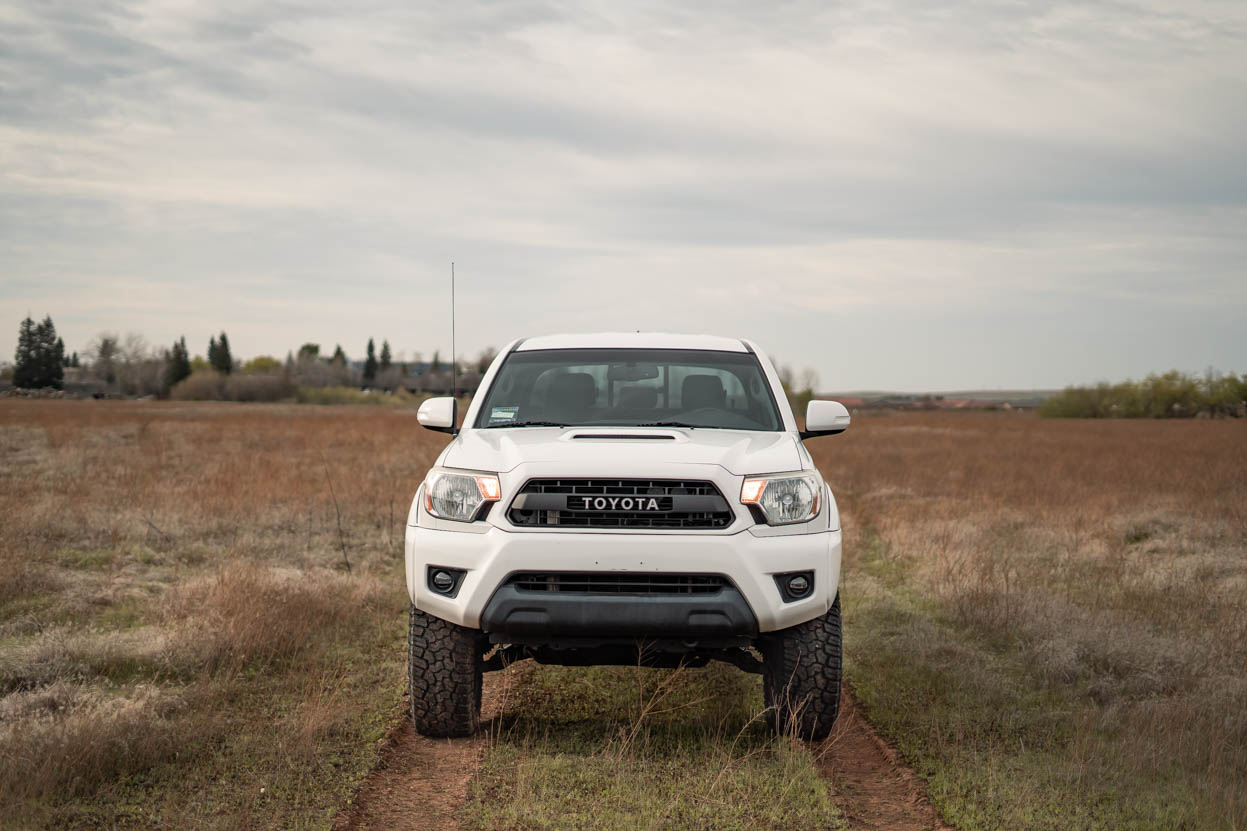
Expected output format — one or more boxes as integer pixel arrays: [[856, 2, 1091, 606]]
[[723, 372, 748, 410]]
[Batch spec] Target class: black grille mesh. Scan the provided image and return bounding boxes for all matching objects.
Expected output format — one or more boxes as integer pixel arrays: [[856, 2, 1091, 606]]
[[507, 479, 732, 529], [508, 572, 730, 594]]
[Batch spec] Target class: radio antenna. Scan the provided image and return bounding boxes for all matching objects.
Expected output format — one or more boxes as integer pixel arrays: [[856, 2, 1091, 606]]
[[450, 261, 457, 403]]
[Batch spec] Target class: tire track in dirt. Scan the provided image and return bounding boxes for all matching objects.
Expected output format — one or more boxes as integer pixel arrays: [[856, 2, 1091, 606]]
[[337, 675, 951, 831], [332, 721, 483, 831], [815, 683, 953, 831], [333, 679, 503, 831]]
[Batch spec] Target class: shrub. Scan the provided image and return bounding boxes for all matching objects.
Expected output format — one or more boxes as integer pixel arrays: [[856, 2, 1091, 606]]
[[223, 372, 295, 402], [241, 355, 282, 375], [169, 370, 225, 401], [295, 386, 418, 406], [170, 371, 294, 402], [1040, 370, 1246, 418]]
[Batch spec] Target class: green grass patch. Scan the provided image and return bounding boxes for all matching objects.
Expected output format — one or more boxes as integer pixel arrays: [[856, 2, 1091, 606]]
[[465, 662, 842, 831], [844, 531, 1230, 830], [0, 591, 60, 626], [54, 548, 115, 570], [295, 386, 421, 406], [92, 597, 148, 630]]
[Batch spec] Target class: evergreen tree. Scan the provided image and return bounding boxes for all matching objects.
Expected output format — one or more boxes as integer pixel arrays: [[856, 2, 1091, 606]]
[[331, 345, 347, 366], [431, 351, 442, 374], [363, 338, 378, 384], [210, 331, 233, 374], [13, 316, 37, 388], [70, 352, 79, 368], [165, 337, 191, 389], [39, 317, 64, 388], [13, 315, 64, 389], [297, 343, 320, 362], [207, 335, 219, 370], [379, 340, 392, 371]]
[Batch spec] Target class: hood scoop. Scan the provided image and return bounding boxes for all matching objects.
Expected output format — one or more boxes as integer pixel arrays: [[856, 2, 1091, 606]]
[[570, 433, 676, 440]]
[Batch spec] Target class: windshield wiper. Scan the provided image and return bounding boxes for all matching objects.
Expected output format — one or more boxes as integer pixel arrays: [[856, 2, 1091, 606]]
[[633, 421, 701, 429], [482, 421, 569, 429]]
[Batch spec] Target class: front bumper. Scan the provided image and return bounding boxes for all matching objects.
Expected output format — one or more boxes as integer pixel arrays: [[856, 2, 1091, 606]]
[[480, 583, 758, 643], [405, 523, 841, 634]]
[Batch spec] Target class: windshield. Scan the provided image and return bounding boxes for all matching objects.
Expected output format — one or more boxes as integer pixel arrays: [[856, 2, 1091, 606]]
[[473, 348, 782, 431]]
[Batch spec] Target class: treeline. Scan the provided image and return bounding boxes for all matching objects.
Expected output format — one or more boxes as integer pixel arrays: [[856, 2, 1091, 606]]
[[5, 314, 494, 402], [1039, 370, 1247, 419]]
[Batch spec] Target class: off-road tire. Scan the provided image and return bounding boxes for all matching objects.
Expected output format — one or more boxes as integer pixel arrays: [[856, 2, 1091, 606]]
[[760, 593, 842, 740], [408, 604, 483, 738]]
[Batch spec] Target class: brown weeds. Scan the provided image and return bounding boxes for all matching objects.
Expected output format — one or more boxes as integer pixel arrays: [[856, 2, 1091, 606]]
[[811, 410, 1247, 824], [0, 683, 193, 803], [0, 400, 430, 825]]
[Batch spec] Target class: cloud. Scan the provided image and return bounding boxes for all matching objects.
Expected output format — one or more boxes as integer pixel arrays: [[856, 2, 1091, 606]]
[[1, 0, 1245, 388]]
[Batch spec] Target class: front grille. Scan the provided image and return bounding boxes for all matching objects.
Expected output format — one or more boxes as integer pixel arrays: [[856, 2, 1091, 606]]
[[507, 478, 733, 529], [508, 572, 730, 594]]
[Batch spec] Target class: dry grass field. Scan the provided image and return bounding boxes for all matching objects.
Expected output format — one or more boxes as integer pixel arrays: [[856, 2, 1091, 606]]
[[0, 401, 841, 830], [811, 411, 1247, 829], [1, 401, 1243, 829], [0, 401, 438, 829]]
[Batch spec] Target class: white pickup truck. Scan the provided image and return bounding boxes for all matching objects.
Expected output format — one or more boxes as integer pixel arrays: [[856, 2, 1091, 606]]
[[405, 333, 850, 739]]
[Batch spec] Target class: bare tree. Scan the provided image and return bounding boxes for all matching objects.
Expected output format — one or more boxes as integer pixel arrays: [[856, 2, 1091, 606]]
[[476, 347, 499, 374], [798, 368, 820, 396], [86, 333, 120, 385], [292, 351, 351, 388], [115, 333, 164, 396]]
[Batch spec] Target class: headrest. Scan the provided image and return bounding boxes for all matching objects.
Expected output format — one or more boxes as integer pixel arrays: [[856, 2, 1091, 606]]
[[681, 374, 726, 409], [549, 372, 597, 408]]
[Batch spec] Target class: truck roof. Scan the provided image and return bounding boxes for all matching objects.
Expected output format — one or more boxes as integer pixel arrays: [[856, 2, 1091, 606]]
[[515, 332, 749, 353]]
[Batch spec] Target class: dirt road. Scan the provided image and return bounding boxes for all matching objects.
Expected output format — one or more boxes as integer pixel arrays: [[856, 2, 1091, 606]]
[[335, 677, 949, 831]]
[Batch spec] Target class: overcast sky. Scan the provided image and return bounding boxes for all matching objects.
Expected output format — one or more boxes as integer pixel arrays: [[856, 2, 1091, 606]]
[[2, 0, 1244, 390]]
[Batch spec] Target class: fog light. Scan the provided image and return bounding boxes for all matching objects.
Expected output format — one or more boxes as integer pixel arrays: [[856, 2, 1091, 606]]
[[431, 570, 455, 593], [773, 571, 814, 603]]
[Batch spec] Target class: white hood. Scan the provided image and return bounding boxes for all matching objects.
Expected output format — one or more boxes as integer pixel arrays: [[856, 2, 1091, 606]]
[[442, 427, 803, 477]]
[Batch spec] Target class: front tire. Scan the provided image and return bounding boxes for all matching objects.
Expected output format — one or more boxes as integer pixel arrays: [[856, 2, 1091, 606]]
[[760, 593, 843, 740], [408, 604, 483, 738]]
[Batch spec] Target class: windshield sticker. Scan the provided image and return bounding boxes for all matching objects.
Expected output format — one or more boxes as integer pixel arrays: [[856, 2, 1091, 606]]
[[489, 406, 519, 423]]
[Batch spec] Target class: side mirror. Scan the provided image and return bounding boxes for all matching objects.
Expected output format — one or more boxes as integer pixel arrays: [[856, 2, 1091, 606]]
[[417, 397, 458, 435], [800, 400, 851, 440]]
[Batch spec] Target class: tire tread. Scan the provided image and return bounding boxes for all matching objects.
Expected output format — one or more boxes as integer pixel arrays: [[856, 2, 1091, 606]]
[[761, 593, 843, 740], [408, 604, 482, 738]]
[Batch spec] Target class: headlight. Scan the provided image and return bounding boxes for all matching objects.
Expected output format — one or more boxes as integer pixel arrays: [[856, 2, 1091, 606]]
[[423, 467, 501, 522], [740, 472, 821, 525]]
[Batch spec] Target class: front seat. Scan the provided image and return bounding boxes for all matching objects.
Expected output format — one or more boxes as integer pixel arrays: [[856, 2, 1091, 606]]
[[547, 372, 597, 419], [681, 375, 726, 410]]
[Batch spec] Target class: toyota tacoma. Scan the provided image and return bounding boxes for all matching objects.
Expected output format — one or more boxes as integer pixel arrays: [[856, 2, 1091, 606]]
[[404, 333, 850, 739]]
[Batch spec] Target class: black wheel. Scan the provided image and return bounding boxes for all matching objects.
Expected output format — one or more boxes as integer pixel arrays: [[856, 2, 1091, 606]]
[[760, 593, 843, 740], [408, 604, 483, 738]]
